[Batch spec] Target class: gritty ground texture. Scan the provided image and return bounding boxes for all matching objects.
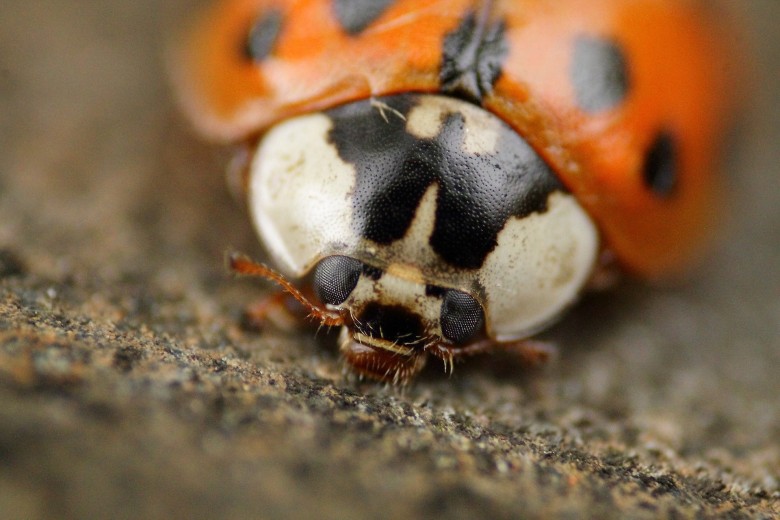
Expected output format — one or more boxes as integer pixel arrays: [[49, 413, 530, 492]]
[[1, 1, 779, 519]]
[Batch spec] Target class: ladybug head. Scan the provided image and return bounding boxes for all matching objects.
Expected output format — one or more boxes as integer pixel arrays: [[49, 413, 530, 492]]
[[311, 255, 487, 383]]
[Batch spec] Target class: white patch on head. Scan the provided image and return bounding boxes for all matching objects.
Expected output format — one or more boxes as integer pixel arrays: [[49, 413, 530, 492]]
[[405, 96, 501, 155], [480, 192, 599, 340], [249, 113, 356, 277]]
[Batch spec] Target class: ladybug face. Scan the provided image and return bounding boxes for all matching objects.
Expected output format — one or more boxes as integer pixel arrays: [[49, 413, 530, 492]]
[[249, 94, 598, 381], [314, 255, 487, 381]]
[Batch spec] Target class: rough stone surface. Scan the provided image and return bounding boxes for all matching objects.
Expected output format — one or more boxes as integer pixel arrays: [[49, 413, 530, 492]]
[[0, 1, 778, 519]]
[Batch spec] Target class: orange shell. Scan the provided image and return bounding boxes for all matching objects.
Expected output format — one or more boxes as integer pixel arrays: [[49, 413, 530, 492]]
[[172, 0, 736, 278]]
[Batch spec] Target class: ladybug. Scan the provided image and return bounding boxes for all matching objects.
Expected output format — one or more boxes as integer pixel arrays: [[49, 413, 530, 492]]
[[173, 0, 734, 383]]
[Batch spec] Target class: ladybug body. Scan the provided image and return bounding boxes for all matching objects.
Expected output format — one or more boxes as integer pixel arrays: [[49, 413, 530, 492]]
[[174, 0, 733, 382]]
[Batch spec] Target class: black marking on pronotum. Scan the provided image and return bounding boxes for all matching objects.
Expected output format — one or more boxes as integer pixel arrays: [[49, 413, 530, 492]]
[[440, 8, 508, 104], [332, 0, 395, 36], [327, 94, 564, 269], [243, 9, 283, 61], [571, 35, 630, 112], [643, 131, 679, 197]]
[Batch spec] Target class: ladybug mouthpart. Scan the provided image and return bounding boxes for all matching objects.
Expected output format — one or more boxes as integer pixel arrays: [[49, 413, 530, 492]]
[[339, 328, 428, 384]]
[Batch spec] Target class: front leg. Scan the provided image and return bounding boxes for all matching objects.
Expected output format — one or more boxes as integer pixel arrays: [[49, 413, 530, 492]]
[[241, 292, 309, 332], [428, 338, 556, 374]]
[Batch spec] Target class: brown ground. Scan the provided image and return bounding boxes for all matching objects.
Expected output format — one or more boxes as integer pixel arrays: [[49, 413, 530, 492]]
[[1, 1, 778, 518]]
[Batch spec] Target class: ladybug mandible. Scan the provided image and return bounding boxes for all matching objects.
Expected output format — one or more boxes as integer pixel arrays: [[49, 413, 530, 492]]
[[173, 0, 734, 383]]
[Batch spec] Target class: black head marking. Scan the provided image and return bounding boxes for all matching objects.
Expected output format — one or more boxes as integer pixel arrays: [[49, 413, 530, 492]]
[[571, 36, 630, 112], [644, 131, 678, 197], [243, 9, 283, 61], [326, 94, 565, 269], [440, 10, 508, 103], [332, 0, 394, 36]]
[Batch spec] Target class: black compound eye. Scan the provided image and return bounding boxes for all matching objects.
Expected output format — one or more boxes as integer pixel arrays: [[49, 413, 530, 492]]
[[440, 290, 484, 344], [643, 131, 678, 197], [313, 256, 363, 306]]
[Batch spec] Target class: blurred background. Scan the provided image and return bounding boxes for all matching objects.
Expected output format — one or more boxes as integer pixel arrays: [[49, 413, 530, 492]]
[[0, 0, 778, 517]]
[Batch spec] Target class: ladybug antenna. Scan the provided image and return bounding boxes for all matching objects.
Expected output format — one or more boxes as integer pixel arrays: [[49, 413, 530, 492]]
[[228, 253, 344, 326]]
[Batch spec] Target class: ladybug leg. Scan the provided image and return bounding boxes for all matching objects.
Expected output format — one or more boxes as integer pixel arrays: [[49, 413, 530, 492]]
[[241, 292, 308, 332], [497, 339, 556, 365], [225, 140, 254, 201], [428, 339, 555, 374], [454, 338, 555, 364], [586, 249, 622, 291]]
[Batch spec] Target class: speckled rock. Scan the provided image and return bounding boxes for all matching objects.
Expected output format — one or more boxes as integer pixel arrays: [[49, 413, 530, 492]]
[[0, 1, 778, 519]]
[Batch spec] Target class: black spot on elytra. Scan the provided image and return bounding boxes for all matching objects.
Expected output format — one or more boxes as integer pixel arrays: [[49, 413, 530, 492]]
[[571, 36, 630, 112], [327, 94, 564, 269], [243, 9, 283, 61], [643, 131, 678, 197], [332, 0, 394, 35], [440, 10, 508, 103]]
